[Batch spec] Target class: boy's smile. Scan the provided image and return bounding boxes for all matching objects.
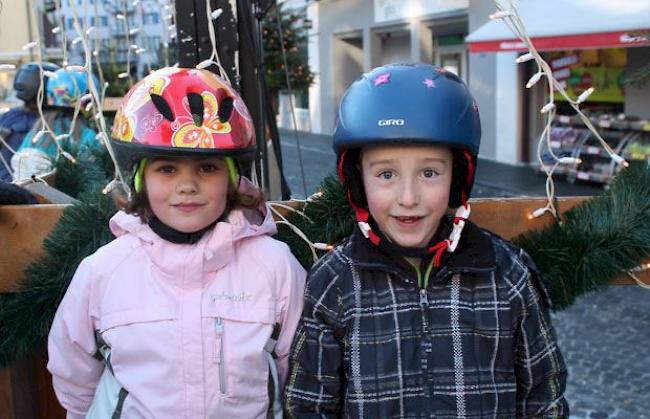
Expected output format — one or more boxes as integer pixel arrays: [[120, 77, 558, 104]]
[[361, 144, 453, 248], [144, 156, 230, 233]]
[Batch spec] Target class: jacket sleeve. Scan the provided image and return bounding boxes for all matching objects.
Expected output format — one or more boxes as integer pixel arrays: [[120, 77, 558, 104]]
[[275, 252, 307, 392], [513, 251, 569, 418], [47, 256, 103, 418], [284, 258, 346, 419]]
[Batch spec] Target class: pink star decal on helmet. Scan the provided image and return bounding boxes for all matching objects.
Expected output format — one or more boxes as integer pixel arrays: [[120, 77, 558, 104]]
[[373, 72, 391, 87], [423, 78, 436, 88]]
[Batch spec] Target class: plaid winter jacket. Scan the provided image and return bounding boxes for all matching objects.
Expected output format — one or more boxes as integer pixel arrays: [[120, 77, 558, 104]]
[[285, 217, 568, 418]]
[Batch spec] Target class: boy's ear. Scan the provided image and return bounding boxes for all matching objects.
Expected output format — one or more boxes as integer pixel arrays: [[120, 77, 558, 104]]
[[342, 149, 368, 208], [448, 149, 472, 208]]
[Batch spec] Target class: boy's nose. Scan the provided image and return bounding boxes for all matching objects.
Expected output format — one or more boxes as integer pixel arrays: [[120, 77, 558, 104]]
[[397, 181, 420, 207]]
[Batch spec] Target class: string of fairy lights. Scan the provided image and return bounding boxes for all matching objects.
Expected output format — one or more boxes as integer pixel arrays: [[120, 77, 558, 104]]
[[489, 0, 629, 221], [0, 0, 176, 186], [490, 0, 650, 284]]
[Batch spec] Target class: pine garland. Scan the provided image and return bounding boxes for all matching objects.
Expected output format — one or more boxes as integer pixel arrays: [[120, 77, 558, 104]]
[[275, 175, 355, 268], [0, 185, 116, 367], [0, 144, 116, 368], [513, 162, 650, 310], [53, 141, 115, 198]]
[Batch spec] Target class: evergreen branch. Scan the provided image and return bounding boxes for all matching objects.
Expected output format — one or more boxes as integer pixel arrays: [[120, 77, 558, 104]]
[[275, 174, 355, 268], [514, 162, 650, 310], [0, 185, 116, 367]]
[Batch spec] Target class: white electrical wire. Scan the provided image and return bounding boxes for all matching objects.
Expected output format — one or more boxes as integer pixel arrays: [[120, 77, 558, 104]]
[[198, 0, 231, 84], [68, 0, 128, 190], [491, 0, 629, 220]]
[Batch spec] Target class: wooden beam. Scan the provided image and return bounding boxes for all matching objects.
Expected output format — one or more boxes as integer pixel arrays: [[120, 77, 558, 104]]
[[0, 205, 68, 293], [1, 197, 648, 293]]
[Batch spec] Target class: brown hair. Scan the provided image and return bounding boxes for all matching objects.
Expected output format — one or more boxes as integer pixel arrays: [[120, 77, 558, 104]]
[[112, 179, 265, 224]]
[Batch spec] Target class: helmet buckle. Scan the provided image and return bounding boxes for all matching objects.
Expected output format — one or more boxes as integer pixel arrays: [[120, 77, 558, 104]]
[[358, 221, 371, 239]]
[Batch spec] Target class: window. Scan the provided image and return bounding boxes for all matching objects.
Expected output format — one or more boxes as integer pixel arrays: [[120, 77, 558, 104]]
[[143, 13, 160, 25], [149, 36, 160, 52]]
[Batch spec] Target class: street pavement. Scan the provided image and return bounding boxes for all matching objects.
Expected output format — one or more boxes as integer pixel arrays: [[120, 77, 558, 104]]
[[278, 128, 650, 418]]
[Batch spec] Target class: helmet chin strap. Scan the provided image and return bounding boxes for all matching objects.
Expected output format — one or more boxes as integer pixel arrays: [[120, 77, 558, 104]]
[[356, 203, 471, 267]]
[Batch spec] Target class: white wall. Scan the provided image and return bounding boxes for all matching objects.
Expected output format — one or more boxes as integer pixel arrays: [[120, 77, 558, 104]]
[[313, 0, 469, 136], [495, 52, 521, 164]]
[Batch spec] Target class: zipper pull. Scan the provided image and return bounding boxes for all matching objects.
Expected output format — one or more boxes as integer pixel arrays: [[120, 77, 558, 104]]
[[419, 288, 428, 306], [214, 318, 224, 364]]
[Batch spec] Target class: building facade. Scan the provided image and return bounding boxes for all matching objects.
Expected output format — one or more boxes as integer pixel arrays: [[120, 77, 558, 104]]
[[60, 0, 173, 78], [307, 0, 470, 135], [307, 0, 650, 166]]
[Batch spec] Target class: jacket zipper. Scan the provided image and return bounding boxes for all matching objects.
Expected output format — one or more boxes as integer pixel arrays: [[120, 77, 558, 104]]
[[410, 257, 436, 417], [214, 318, 226, 394], [419, 288, 429, 306]]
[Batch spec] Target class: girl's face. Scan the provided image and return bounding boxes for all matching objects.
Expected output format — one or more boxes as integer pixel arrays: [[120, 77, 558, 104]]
[[144, 156, 230, 233]]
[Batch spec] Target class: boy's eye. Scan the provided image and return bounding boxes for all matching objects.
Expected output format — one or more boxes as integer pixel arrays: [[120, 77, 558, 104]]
[[378, 171, 393, 180], [423, 169, 438, 178]]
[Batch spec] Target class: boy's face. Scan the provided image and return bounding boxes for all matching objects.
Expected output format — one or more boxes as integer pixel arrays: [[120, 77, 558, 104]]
[[361, 144, 453, 248], [144, 156, 230, 233]]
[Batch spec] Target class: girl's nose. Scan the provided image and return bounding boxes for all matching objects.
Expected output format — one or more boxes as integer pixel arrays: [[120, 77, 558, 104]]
[[175, 174, 198, 194]]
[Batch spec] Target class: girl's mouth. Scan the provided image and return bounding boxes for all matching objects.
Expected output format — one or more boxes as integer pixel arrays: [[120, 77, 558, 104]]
[[173, 203, 203, 212]]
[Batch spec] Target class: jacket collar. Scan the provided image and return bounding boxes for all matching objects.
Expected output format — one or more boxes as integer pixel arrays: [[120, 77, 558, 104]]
[[348, 214, 496, 276], [108, 177, 276, 286]]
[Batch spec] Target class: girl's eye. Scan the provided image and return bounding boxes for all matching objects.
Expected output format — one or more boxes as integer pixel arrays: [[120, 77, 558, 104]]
[[157, 165, 175, 174], [423, 169, 438, 178], [200, 164, 218, 173], [379, 171, 393, 180]]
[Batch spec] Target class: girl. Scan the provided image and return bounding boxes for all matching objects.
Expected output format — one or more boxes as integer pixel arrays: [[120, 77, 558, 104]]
[[47, 67, 306, 419]]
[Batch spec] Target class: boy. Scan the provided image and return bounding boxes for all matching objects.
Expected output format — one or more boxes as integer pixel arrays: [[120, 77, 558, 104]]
[[284, 63, 568, 418]]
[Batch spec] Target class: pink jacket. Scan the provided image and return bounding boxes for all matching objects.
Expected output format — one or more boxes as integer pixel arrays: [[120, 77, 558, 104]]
[[47, 201, 306, 418]]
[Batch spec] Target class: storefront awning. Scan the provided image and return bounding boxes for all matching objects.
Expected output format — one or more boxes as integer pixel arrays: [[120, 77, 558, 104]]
[[466, 0, 650, 52]]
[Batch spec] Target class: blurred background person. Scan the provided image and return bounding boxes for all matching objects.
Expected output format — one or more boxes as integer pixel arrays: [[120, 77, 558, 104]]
[[0, 62, 59, 182], [11, 68, 98, 181]]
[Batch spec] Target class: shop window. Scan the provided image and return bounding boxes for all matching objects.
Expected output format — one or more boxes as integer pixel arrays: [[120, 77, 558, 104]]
[[544, 48, 627, 116]]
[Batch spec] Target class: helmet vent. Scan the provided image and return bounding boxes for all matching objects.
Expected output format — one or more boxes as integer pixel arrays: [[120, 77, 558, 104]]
[[218, 97, 234, 123], [187, 92, 204, 126], [150, 93, 174, 121]]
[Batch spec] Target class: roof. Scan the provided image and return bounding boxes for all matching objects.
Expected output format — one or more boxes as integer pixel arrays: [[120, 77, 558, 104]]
[[466, 0, 650, 52]]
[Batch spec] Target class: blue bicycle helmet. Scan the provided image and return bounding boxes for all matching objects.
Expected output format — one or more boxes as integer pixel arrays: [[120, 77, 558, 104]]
[[46, 68, 98, 108], [333, 63, 482, 261], [13, 62, 60, 103], [334, 62, 481, 208]]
